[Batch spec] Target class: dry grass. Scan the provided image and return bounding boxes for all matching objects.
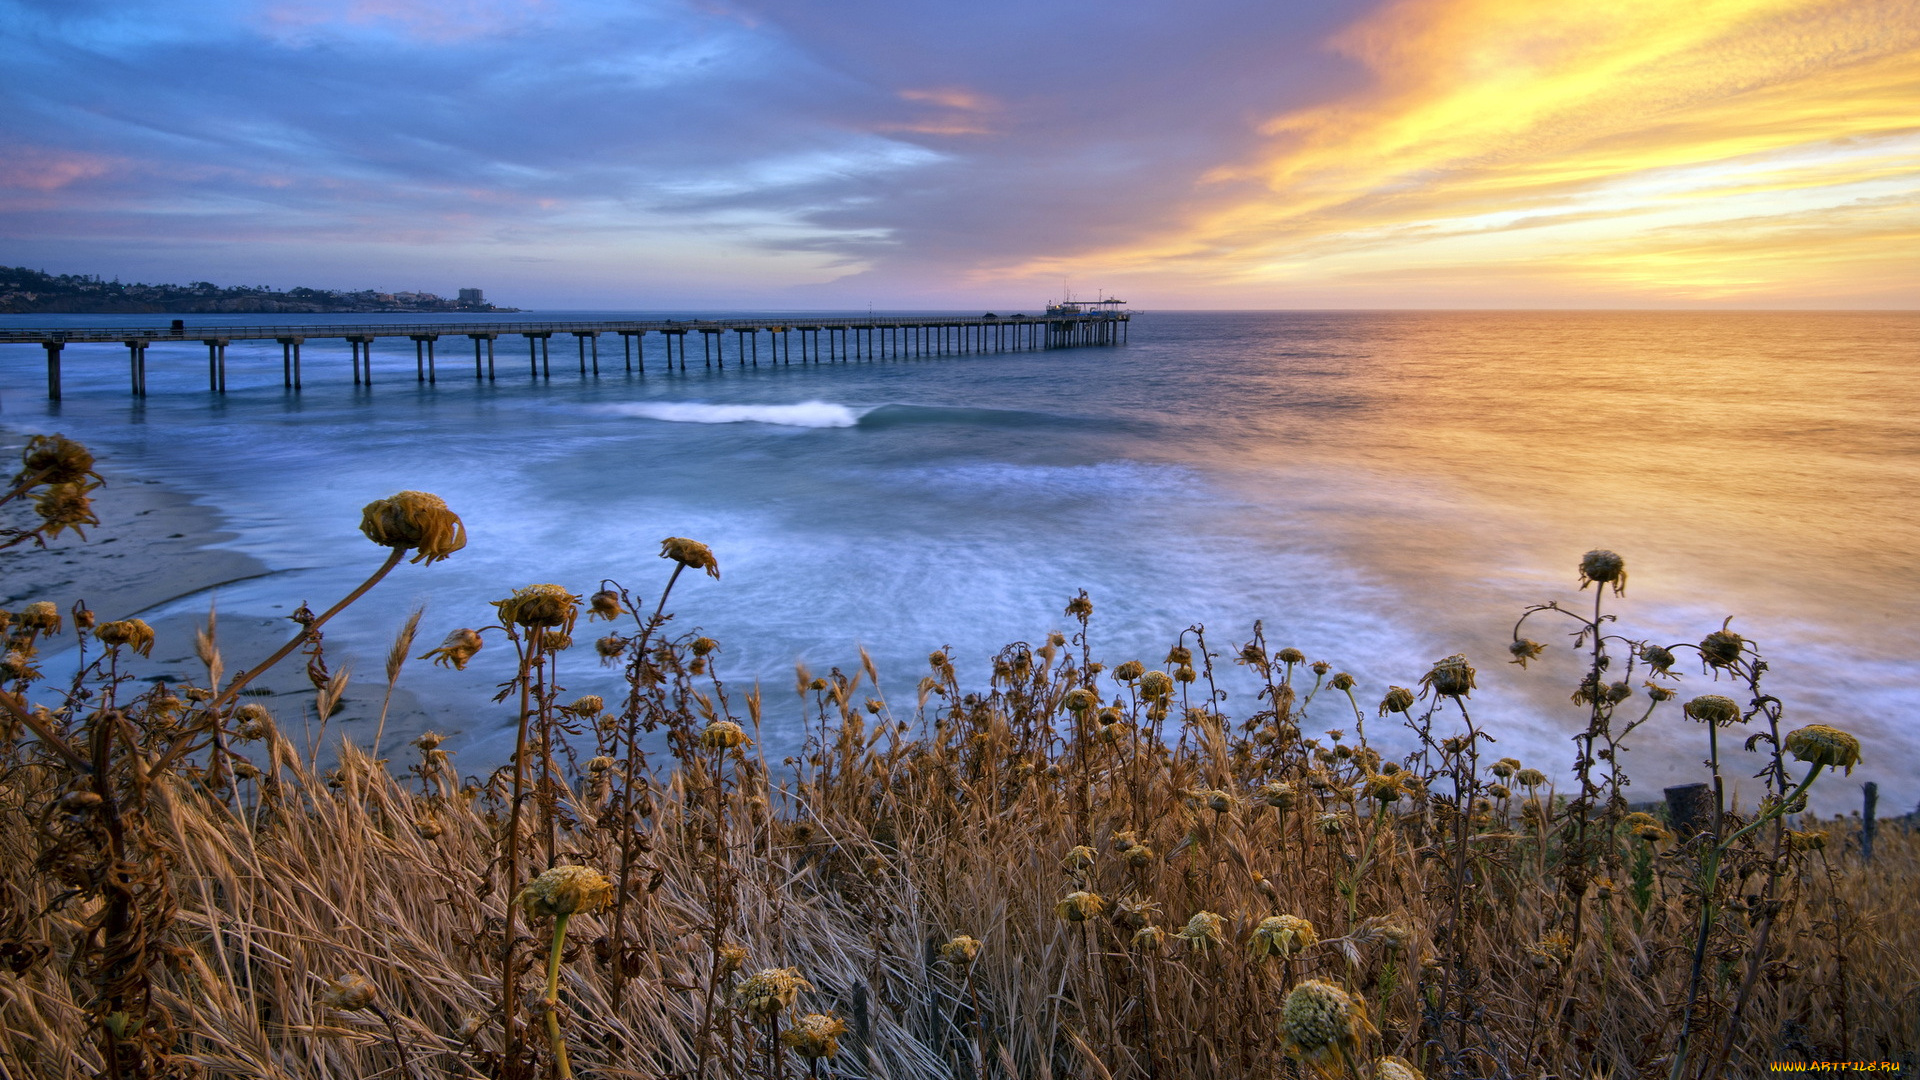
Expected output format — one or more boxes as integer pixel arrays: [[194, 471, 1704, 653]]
[[0, 458, 1914, 1080]]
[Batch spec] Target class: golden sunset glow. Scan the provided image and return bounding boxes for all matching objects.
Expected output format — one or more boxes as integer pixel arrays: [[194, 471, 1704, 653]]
[[1002, 0, 1920, 305]]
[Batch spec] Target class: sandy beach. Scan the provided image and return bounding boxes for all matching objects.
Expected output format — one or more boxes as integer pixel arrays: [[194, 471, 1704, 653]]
[[3, 426, 446, 766]]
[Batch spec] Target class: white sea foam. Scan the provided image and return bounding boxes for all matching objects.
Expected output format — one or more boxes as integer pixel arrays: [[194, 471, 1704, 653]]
[[602, 400, 863, 428]]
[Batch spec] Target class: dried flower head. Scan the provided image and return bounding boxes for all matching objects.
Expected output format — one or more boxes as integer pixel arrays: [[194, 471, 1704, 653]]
[[1578, 549, 1627, 595], [1527, 932, 1573, 968], [1641, 643, 1677, 674], [321, 973, 376, 1011], [1065, 593, 1094, 619], [1516, 767, 1547, 788], [1257, 781, 1297, 810], [1062, 845, 1097, 871], [1634, 823, 1673, 843], [1698, 620, 1746, 669], [20, 601, 61, 634], [1056, 891, 1106, 922], [1187, 787, 1233, 814], [1114, 660, 1145, 682], [93, 619, 155, 656], [939, 935, 982, 965], [781, 1012, 847, 1060], [1787, 829, 1828, 852], [732, 967, 812, 1023], [1131, 925, 1166, 950], [16, 434, 99, 486], [1330, 671, 1356, 691], [1379, 686, 1415, 715], [493, 585, 581, 635], [1683, 694, 1743, 726], [716, 943, 749, 974], [1166, 645, 1193, 665], [588, 589, 622, 620], [359, 491, 466, 564], [421, 627, 484, 670], [519, 864, 614, 920], [415, 815, 444, 840], [596, 635, 626, 662], [1421, 654, 1476, 699], [699, 720, 751, 750], [1278, 647, 1306, 665], [233, 703, 275, 741], [1249, 915, 1318, 960], [1491, 757, 1520, 779], [1507, 638, 1547, 668], [1362, 772, 1403, 804], [1062, 687, 1098, 714], [1175, 910, 1226, 953], [34, 481, 100, 539], [1124, 843, 1155, 868], [1785, 724, 1861, 774], [660, 537, 721, 579], [1280, 980, 1375, 1066]]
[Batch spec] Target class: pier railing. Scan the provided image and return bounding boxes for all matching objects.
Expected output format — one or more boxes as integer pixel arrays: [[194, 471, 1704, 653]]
[[1, 312, 1128, 399]]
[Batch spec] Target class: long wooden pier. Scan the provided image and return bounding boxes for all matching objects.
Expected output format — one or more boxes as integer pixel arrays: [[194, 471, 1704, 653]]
[[2, 308, 1129, 400]]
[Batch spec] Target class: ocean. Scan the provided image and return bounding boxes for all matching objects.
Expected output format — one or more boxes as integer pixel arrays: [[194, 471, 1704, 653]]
[[2, 309, 1914, 814]]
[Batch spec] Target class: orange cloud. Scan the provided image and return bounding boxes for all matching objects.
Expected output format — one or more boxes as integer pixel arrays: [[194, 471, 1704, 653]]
[[882, 87, 999, 136], [0, 148, 115, 193], [1000, 0, 1920, 306]]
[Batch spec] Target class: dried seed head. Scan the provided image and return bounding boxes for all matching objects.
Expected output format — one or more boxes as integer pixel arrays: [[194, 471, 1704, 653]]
[[929, 650, 950, 671], [415, 815, 444, 840], [1062, 687, 1098, 714], [1315, 812, 1346, 835], [732, 967, 813, 1023], [1124, 843, 1155, 868], [518, 864, 614, 920], [1175, 664, 1198, 684], [1277, 647, 1305, 665], [1491, 758, 1520, 779], [1640, 643, 1677, 673], [35, 483, 101, 539], [1185, 787, 1233, 814], [1062, 845, 1097, 871], [1577, 550, 1627, 595], [1527, 932, 1573, 967], [1166, 645, 1193, 665], [1487, 783, 1511, 799], [1698, 620, 1746, 669], [1362, 772, 1403, 804], [1606, 680, 1633, 703], [539, 630, 573, 652], [1516, 768, 1547, 788], [699, 720, 751, 751], [1356, 916, 1414, 954], [1683, 694, 1743, 727], [1508, 639, 1547, 667], [321, 973, 376, 1011], [1787, 829, 1828, 852], [359, 491, 466, 564], [1065, 593, 1094, 618], [1634, 824, 1673, 843], [1420, 654, 1476, 699], [20, 601, 62, 634], [1379, 686, 1415, 715], [1249, 914, 1318, 960], [16, 434, 98, 486], [781, 1013, 847, 1060], [588, 589, 622, 620], [1114, 660, 1145, 682], [414, 731, 445, 752], [1784, 724, 1861, 774], [1055, 891, 1106, 922], [94, 619, 155, 656], [1330, 672, 1356, 691], [660, 537, 721, 579], [588, 755, 615, 773], [1646, 682, 1676, 702], [1258, 781, 1297, 810], [419, 627, 484, 671], [1280, 980, 1374, 1064], [567, 695, 604, 718], [939, 935, 982, 965], [1131, 925, 1165, 950], [234, 703, 275, 742], [1175, 910, 1226, 953], [1139, 669, 1174, 702], [493, 585, 581, 633]]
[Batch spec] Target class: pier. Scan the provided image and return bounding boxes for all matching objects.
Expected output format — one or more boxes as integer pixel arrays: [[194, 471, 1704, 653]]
[[2, 303, 1128, 400]]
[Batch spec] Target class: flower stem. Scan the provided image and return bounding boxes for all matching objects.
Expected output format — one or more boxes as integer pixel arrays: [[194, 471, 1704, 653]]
[[546, 912, 575, 1080]]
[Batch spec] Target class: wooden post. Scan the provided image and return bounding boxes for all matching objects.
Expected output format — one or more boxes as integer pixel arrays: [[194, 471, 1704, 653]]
[[126, 341, 147, 397], [1863, 781, 1879, 863], [1665, 783, 1713, 840], [43, 341, 63, 401]]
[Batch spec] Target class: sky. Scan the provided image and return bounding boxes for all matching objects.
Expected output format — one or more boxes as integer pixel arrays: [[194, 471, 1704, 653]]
[[1, 0, 1915, 309]]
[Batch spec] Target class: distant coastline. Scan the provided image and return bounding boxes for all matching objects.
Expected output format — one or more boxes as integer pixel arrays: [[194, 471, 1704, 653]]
[[0, 265, 520, 315]]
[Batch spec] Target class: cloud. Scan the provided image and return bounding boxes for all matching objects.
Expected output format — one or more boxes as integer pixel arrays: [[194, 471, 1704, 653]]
[[996, 0, 1920, 306]]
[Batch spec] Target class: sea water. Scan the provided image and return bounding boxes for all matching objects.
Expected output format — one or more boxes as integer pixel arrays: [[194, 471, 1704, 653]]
[[2, 309, 1913, 814]]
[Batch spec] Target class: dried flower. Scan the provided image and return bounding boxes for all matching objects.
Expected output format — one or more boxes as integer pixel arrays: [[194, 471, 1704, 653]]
[[717, 943, 749, 974], [1166, 645, 1193, 665], [1787, 829, 1828, 852], [699, 720, 751, 750], [1330, 671, 1356, 691], [1641, 643, 1677, 674], [1124, 843, 1155, 868], [1249, 915, 1318, 960], [415, 815, 444, 840], [1056, 891, 1106, 922], [19, 601, 61, 634], [16, 434, 99, 486], [781, 1012, 847, 1060], [519, 864, 614, 920], [1131, 925, 1166, 950], [588, 589, 622, 620], [1698, 620, 1746, 669], [1516, 768, 1547, 788], [422, 627, 484, 670], [660, 536, 721, 579], [939, 935, 982, 965], [359, 491, 466, 564], [234, 703, 274, 741], [1062, 687, 1098, 714], [1280, 980, 1375, 1066], [1277, 647, 1305, 665], [733, 967, 812, 1023], [1375, 1055, 1426, 1080], [493, 584, 581, 634], [1379, 686, 1415, 715], [1062, 845, 1097, 871], [1175, 910, 1226, 953], [1491, 758, 1520, 779], [93, 619, 155, 656], [1646, 682, 1676, 702], [1257, 781, 1297, 810], [1784, 724, 1861, 774], [1683, 694, 1743, 726], [1114, 660, 1145, 682], [1362, 772, 1403, 804], [1065, 593, 1094, 619], [1508, 638, 1547, 667], [596, 635, 626, 662], [1578, 550, 1627, 595], [321, 973, 376, 1011], [1420, 654, 1476, 699]]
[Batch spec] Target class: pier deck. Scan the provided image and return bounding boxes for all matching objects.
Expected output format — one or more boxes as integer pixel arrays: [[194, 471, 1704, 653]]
[[2, 311, 1128, 400]]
